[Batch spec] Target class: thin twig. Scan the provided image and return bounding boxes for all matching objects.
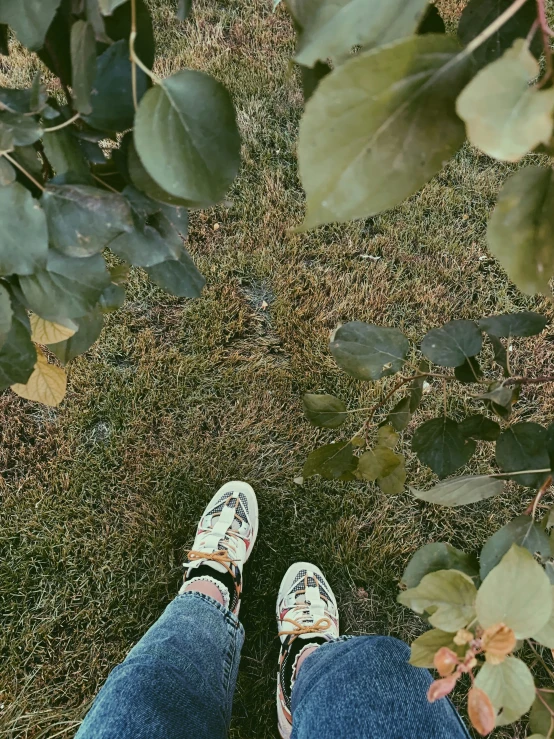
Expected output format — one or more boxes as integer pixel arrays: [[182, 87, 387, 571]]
[[503, 374, 554, 386], [525, 475, 552, 516], [462, 0, 531, 59], [44, 112, 81, 133], [3, 153, 44, 191], [130, 0, 138, 110], [537, 0, 554, 85], [91, 173, 119, 193], [528, 640, 554, 681]]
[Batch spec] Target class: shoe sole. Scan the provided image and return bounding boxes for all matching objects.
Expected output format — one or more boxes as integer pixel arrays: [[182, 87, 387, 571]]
[[208, 480, 259, 561]]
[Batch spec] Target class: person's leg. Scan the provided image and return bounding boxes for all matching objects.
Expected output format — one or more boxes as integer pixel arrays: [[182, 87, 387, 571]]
[[274, 562, 470, 739], [76, 481, 258, 739], [290, 636, 470, 739]]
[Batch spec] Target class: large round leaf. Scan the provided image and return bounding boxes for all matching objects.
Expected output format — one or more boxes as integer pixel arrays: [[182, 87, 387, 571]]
[[402, 542, 478, 588], [329, 321, 409, 381], [478, 311, 547, 338], [70, 20, 96, 115], [420, 319, 482, 367], [134, 70, 240, 207], [476, 544, 551, 638], [48, 309, 104, 365], [0, 182, 48, 276], [127, 139, 193, 207], [145, 250, 206, 299], [412, 417, 476, 478], [20, 250, 111, 320], [83, 40, 149, 132], [487, 166, 554, 296], [495, 422, 551, 489], [409, 629, 463, 668], [479, 515, 551, 580], [475, 656, 536, 726], [290, 0, 429, 67], [298, 34, 472, 228], [41, 184, 134, 257], [459, 414, 500, 441], [0, 0, 62, 50], [303, 442, 357, 480], [303, 393, 347, 429], [456, 40, 554, 163], [110, 210, 182, 268]]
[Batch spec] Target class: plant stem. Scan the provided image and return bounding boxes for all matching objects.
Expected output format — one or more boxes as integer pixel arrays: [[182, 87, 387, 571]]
[[3, 153, 44, 191], [504, 374, 554, 386], [528, 640, 554, 681], [91, 173, 119, 193], [524, 475, 552, 516], [44, 112, 81, 133], [537, 0, 554, 86], [129, 0, 162, 88]]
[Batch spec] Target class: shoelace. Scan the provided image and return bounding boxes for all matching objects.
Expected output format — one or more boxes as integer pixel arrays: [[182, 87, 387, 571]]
[[278, 616, 331, 638]]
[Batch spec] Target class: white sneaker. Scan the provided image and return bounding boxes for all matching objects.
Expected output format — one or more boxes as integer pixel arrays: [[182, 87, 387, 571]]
[[276, 562, 339, 739], [181, 481, 258, 616]]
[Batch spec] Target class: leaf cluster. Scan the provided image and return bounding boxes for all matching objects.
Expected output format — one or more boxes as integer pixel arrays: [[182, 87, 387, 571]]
[[0, 0, 239, 404]]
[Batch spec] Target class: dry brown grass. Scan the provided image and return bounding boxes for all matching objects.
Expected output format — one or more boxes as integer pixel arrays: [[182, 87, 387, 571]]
[[0, 2, 552, 738]]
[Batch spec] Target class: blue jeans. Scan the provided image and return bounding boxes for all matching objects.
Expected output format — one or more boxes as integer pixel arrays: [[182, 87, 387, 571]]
[[75, 592, 470, 738]]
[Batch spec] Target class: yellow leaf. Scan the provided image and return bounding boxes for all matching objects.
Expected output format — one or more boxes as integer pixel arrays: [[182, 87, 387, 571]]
[[11, 349, 67, 406], [30, 314, 76, 345]]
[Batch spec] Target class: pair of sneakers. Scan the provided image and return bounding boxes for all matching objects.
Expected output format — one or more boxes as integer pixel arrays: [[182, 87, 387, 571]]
[[182, 481, 339, 739]]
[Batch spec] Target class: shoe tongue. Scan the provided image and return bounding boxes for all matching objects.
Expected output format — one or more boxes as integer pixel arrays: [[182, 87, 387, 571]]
[[188, 559, 228, 575]]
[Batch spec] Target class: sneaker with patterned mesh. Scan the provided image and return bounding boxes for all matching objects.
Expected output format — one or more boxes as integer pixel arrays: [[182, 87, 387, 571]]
[[180, 481, 258, 617], [276, 562, 339, 739]]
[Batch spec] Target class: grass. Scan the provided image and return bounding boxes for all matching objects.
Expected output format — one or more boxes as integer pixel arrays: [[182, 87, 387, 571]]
[[1, 1, 554, 737]]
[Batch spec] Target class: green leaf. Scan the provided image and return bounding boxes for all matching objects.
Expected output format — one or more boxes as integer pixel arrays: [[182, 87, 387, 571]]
[[289, 0, 429, 67], [409, 361, 429, 412], [546, 423, 554, 471], [303, 393, 347, 429], [476, 544, 551, 638], [457, 40, 554, 163], [397, 569, 477, 631], [495, 422, 551, 489], [479, 311, 547, 338], [127, 139, 192, 207], [41, 185, 134, 258], [109, 206, 182, 268], [0, 157, 15, 185], [357, 447, 401, 482], [70, 20, 96, 115], [476, 383, 514, 410], [458, 0, 541, 68], [86, 0, 111, 42], [480, 515, 551, 580], [99, 0, 128, 13], [488, 335, 509, 377], [412, 417, 476, 478], [297, 34, 471, 228], [0, 112, 42, 146], [409, 629, 461, 668], [402, 543, 479, 588], [42, 128, 92, 180], [145, 250, 205, 299], [176, 0, 192, 21], [487, 166, 554, 296], [83, 40, 149, 133], [475, 656, 535, 726], [0, 299, 36, 390], [303, 442, 357, 480], [459, 415, 500, 441], [530, 692, 554, 735], [329, 321, 409, 381], [378, 453, 406, 494], [411, 475, 505, 507], [0, 283, 12, 345], [20, 250, 111, 321], [0, 0, 62, 50], [454, 356, 483, 384], [134, 70, 240, 207], [534, 587, 554, 648], [49, 309, 103, 364], [99, 282, 125, 313], [0, 182, 48, 276], [386, 396, 411, 431], [418, 4, 445, 34], [376, 424, 399, 449], [421, 319, 482, 368]]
